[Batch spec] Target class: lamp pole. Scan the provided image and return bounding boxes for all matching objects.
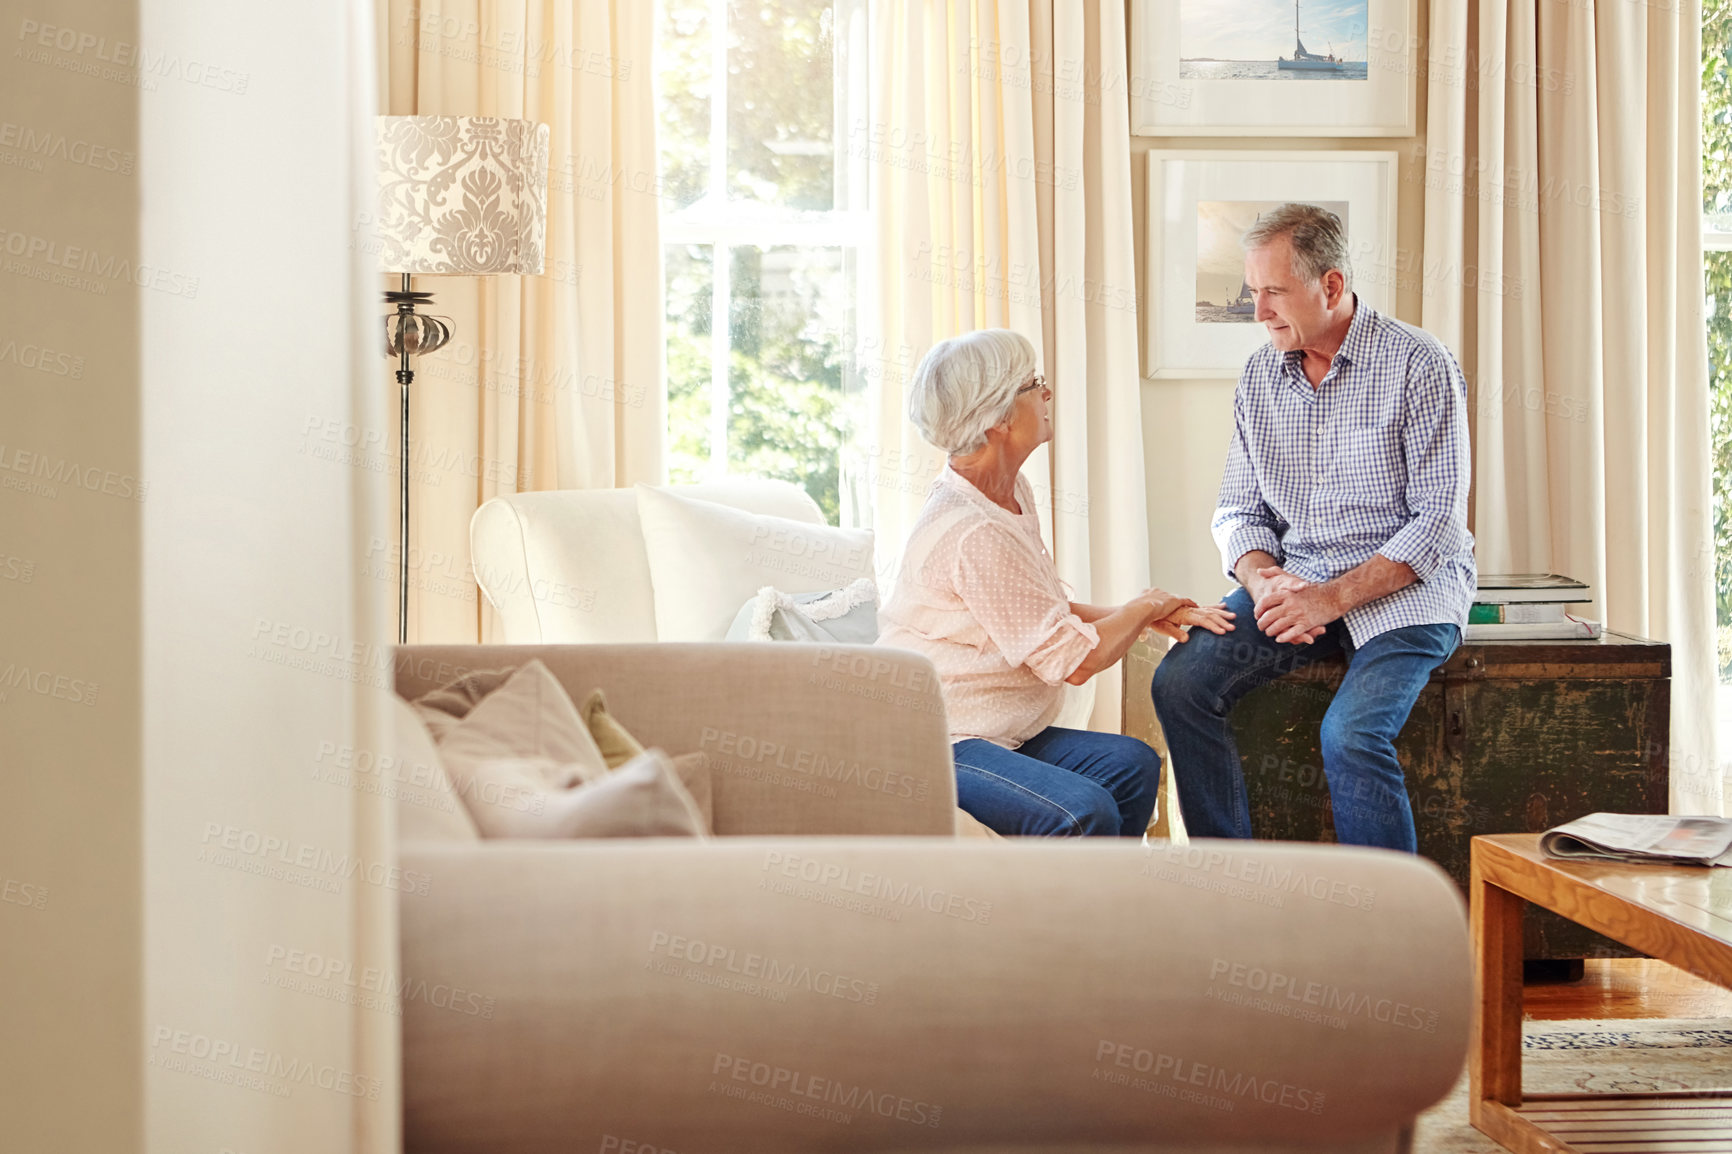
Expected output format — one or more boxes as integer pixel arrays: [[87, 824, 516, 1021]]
[[395, 273, 413, 645], [383, 275, 445, 645]]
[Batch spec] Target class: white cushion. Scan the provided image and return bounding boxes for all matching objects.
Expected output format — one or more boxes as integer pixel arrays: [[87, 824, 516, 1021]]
[[635, 484, 875, 642], [437, 661, 609, 836], [544, 750, 708, 839], [470, 480, 827, 643], [392, 698, 481, 843]]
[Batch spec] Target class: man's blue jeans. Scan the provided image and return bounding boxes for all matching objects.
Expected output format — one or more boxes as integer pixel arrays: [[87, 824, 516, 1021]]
[[952, 727, 1161, 837], [1149, 587, 1459, 852]]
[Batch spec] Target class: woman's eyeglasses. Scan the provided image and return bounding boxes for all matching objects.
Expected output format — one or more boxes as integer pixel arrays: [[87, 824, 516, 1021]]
[[1016, 374, 1048, 397]]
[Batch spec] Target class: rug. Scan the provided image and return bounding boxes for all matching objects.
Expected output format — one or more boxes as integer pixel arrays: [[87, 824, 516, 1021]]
[[1414, 1018, 1732, 1152]]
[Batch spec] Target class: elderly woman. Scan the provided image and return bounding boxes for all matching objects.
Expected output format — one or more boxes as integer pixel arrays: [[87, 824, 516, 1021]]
[[878, 329, 1233, 837]]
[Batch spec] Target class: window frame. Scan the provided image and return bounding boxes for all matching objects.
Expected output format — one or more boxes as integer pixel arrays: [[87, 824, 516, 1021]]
[[658, 0, 871, 515]]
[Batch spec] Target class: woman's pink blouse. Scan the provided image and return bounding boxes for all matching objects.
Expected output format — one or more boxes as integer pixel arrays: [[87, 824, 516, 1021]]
[[877, 467, 1098, 747]]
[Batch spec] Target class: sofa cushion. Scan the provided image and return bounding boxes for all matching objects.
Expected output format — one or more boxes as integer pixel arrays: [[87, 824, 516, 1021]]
[[413, 664, 652, 768], [666, 751, 715, 832], [410, 665, 518, 742], [431, 660, 708, 839], [437, 661, 609, 836], [580, 688, 646, 768], [470, 480, 829, 644], [724, 578, 879, 643], [548, 750, 708, 839], [635, 484, 875, 641], [393, 698, 481, 843]]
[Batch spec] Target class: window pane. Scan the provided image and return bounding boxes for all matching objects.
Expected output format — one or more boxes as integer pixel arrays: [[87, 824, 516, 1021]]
[[728, 246, 859, 521], [665, 243, 714, 484], [728, 0, 835, 210], [656, 0, 711, 212]]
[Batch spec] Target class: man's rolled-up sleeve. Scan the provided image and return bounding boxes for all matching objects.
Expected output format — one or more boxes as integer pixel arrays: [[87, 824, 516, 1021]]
[[1211, 387, 1285, 581], [953, 525, 1099, 685], [1378, 349, 1472, 580]]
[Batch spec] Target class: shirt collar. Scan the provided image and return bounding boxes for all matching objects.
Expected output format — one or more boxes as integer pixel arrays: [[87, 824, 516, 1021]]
[[1280, 294, 1376, 382], [1335, 295, 1377, 366]]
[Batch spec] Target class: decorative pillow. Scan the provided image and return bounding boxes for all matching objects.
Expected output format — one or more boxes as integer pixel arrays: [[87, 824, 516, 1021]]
[[547, 750, 708, 839], [449, 748, 705, 840], [574, 688, 713, 832], [667, 751, 714, 832], [437, 660, 610, 836], [393, 698, 481, 843], [634, 484, 875, 641], [724, 578, 879, 643], [415, 664, 648, 766], [411, 665, 519, 742], [580, 688, 646, 768]]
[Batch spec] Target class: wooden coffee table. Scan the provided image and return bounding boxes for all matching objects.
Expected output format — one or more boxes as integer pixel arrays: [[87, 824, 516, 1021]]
[[1471, 833, 1732, 1152]]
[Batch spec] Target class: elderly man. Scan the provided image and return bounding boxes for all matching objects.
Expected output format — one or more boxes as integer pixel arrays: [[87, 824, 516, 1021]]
[[1150, 203, 1475, 852]]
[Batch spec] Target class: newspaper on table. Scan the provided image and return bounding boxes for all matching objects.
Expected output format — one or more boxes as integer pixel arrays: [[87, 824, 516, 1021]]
[[1540, 813, 1732, 868]]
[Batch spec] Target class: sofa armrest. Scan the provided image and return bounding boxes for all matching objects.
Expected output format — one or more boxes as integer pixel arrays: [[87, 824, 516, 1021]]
[[395, 644, 957, 836], [400, 839, 1469, 1154]]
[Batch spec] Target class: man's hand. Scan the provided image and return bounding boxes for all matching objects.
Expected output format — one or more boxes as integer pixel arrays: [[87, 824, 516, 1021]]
[[1234, 552, 1300, 608], [1253, 566, 1342, 644], [1246, 565, 1308, 604], [1146, 603, 1237, 645]]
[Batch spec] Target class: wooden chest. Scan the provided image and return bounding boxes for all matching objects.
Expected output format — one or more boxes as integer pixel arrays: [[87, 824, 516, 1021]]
[[1122, 632, 1671, 960]]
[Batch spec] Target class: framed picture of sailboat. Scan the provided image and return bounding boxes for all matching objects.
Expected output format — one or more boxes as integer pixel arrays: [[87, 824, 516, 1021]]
[[1129, 0, 1417, 136], [1144, 150, 1398, 379]]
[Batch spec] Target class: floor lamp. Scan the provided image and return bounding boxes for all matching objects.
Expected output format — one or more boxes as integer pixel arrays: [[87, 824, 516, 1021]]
[[374, 115, 550, 643]]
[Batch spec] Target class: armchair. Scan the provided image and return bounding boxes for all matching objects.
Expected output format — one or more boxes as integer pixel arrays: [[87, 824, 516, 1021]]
[[470, 479, 824, 644]]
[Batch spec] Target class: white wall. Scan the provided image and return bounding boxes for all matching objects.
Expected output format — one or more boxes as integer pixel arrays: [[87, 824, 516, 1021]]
[[140, 1, 393, 1150], [1, 1, 393, 1150]]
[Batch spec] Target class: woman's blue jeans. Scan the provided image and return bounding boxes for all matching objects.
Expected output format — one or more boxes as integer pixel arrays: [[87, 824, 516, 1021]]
[[952, 727, 1162, 837], [1149, 586, 1459, 852]]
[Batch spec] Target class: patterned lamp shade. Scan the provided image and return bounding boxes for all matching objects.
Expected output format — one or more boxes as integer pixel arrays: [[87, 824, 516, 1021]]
[[375, 116, 550, 276]]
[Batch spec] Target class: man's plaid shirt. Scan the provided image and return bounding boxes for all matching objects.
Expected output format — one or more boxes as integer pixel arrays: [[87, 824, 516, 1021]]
[[1211, 298, 1476, 645]]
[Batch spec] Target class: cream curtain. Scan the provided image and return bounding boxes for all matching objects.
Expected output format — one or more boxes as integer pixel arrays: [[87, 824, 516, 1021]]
[[378, 0, 665, 643], [1423, 0, 1719, 812], [870, 0, 1148, 730]]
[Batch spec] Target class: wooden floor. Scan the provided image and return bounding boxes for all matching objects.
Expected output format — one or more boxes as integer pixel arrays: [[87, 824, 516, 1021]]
[[1525, 958, 1732, 1020]]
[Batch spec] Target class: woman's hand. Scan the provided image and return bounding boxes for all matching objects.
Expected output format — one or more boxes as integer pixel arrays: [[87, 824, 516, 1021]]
[[1062, 590, 1200, 683], [1136, 587, 1193, 622], [1146, 602, 1236, 644]]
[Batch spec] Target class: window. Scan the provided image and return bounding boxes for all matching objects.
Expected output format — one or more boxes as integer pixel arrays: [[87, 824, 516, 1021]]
[[656, 0, 870, 527]]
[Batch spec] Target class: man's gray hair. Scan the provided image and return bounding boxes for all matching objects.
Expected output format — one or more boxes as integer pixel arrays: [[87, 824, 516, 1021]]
[[906, 329, 1039, 456], [1243, 202, 1352, 289]]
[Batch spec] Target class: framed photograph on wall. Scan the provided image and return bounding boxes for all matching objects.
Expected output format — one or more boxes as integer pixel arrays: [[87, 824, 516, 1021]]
[[1145, 150, 1398, 380], [1129, 0, 1417, 136]]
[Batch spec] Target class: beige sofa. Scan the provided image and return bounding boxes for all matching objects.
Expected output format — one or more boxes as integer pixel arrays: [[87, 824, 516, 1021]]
[[396, 643, 1471, 1154]]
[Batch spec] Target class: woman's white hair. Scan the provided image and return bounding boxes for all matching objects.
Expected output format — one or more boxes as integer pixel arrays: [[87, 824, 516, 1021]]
[[906, 329, 1039, 455]]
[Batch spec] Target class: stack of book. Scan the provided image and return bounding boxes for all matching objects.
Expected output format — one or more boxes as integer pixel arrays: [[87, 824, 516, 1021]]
[[1465, 574, 1602, 641]]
